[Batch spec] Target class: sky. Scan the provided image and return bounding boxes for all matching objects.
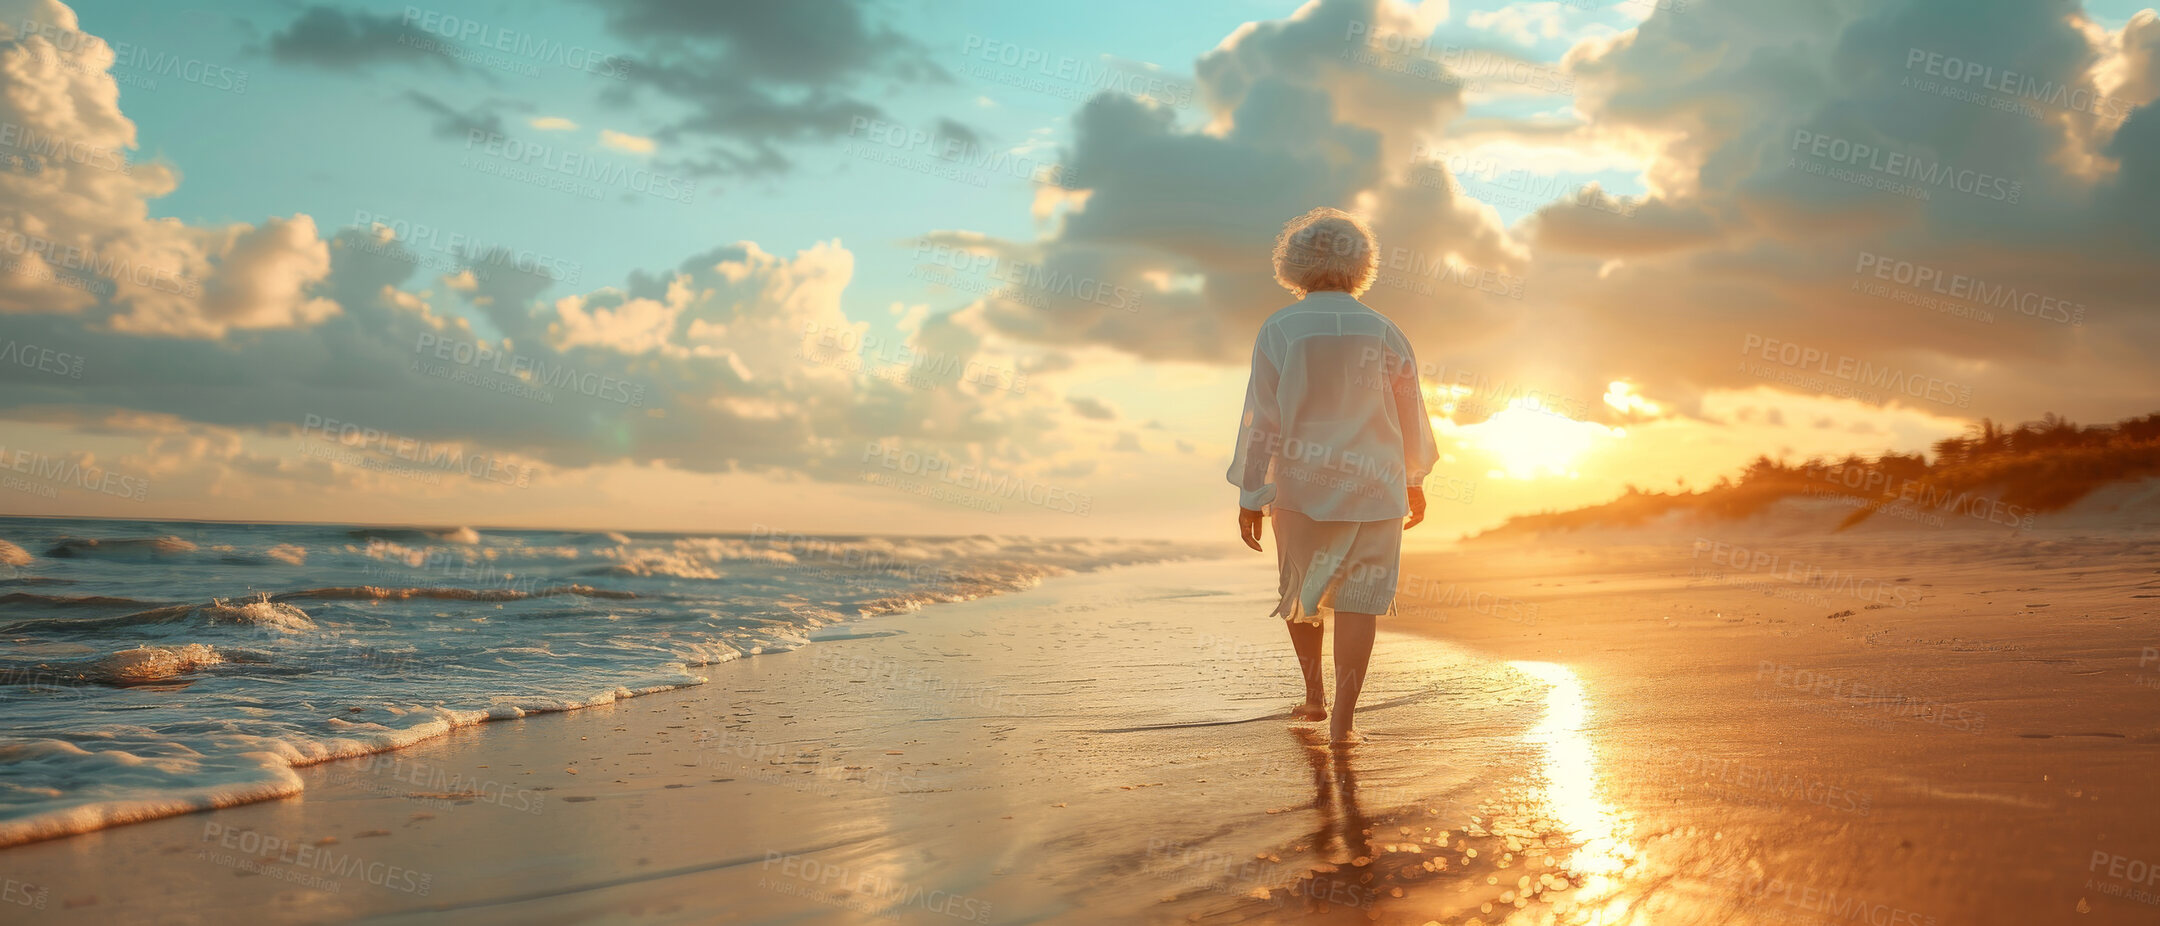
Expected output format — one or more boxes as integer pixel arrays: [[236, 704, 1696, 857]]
[[0, 0, 2155, 544]]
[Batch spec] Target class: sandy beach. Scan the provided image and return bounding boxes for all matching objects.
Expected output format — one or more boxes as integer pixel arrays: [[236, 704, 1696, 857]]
[[8, 0, 2160, 922], [5, 526, 2155, 924]]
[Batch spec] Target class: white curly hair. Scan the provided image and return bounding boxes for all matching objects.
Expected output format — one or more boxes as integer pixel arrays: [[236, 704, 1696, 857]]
[[1271, 207, 1379, 298]]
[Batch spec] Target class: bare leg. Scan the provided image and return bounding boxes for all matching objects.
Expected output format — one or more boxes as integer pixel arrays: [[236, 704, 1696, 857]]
[[1330, 612, 1376, 742], [1287, 619, 1326, 719]]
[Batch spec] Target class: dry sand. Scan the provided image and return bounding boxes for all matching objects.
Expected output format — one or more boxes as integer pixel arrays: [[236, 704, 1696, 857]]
[[2, 528, 2157, 925]]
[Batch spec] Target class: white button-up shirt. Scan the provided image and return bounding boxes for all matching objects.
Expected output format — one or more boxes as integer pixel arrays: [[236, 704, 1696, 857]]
[[1226, 291, 1441, 521]]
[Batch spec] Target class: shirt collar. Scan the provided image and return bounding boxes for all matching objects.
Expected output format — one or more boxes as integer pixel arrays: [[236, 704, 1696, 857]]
[[1299, 290, 1363, 305]]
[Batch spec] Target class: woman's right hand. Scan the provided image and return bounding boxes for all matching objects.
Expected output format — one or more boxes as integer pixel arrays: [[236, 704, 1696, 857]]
[[1238, 507, 1265, 551]]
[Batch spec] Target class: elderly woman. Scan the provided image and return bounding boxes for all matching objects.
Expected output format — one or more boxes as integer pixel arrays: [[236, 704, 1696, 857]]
[[1227, 207, 1439, 745]]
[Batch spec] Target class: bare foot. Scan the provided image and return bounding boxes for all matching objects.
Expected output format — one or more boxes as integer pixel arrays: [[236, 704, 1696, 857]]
[[1328, 728, 1364, 747], [1290, 701, 1327, 722]]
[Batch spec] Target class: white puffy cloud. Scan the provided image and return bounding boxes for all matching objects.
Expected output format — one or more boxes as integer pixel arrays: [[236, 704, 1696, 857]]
[[1507, 0, 2160, 422], [0, 1, 1102, 501], [951, 0, 2160, 430], [962, 0, 1524, 365], [0, 2, 338, 338]]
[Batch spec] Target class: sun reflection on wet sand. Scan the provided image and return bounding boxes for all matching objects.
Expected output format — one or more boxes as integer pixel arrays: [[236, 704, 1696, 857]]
[[1508, 660, 1640, 925]]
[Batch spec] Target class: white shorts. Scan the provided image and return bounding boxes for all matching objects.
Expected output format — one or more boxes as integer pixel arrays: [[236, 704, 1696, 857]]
[[1269, 507, 1403, 626]]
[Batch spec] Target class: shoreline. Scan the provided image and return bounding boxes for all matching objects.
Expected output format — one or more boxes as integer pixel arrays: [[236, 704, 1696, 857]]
[[0, 552, 1223, 852], [4, 534, 2157, 923], [0, 557, 1550, 923]]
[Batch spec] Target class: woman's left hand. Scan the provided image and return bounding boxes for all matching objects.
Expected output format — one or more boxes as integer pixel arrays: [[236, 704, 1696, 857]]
[[1238, 507, 1265, 551], [1405, 487, 1426, 530]]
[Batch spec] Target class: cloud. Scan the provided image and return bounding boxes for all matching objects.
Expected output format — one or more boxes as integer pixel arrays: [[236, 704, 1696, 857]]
[[0, 1, 335, 339], [1501, 0, 2160, 422], [954, 0, 1518, 365], [585, 0, 959, 176], [600, 129, 656, 154], [0, 0, 1100, 502], [265, 5, 458, 71], [401, 91, 522, 140], [172, 215, 340, 335], [943, 0, 2160, 432], [1467, 3, 1570, 46], [531, 116, 580, 131], [1067, 396, 1118, 420]]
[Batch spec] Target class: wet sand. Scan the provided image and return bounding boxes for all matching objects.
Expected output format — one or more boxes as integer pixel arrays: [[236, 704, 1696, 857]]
[[1389, 530, 2160, 925], [3, 532, 2158, 924]]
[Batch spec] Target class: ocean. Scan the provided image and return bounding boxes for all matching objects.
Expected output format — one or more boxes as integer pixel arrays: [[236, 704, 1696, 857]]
[[0, 516, 1207, 847]]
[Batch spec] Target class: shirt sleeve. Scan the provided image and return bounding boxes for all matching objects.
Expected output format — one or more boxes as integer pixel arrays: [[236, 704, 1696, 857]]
[[1393, 337, 1440, 485], [1226, 328, 1281, 510]]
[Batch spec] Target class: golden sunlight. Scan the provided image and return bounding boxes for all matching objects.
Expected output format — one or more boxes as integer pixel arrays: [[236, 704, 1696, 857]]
[[1457, 397, 1627, 480], [1509, 661, 1638, 923], [1603, 381, 1661, 417]]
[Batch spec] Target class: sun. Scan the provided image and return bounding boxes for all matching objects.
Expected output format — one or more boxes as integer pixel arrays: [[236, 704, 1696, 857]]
[[1459, 396, 1627, 480]]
